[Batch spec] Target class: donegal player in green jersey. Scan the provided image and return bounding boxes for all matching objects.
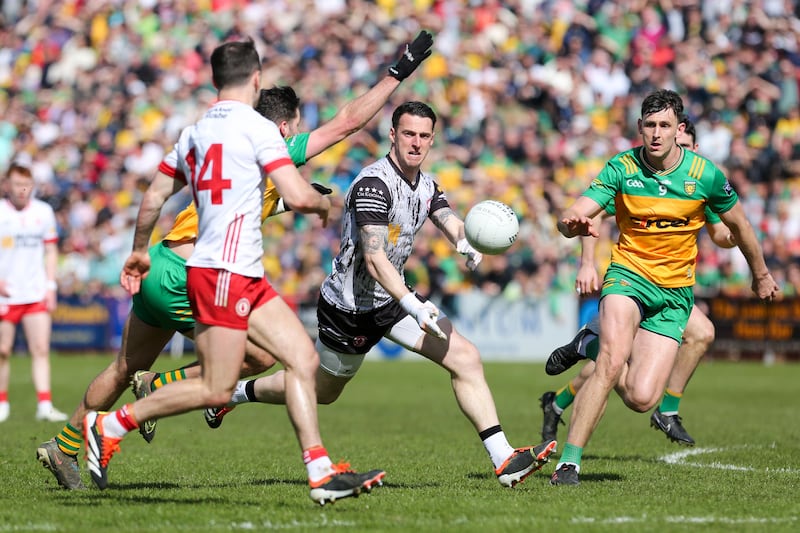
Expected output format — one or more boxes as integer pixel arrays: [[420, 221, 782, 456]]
[[540, 116, 736, 447], [550, 89, 779, 486]]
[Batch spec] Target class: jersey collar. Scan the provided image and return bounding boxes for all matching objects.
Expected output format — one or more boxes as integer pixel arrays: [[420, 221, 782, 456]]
[[386, 154, 421, 190], [638, 145, 684, 175]]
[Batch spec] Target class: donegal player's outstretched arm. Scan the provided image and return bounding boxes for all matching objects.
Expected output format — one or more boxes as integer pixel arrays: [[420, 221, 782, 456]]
[[304, 31, 434, 159], [558, 196, 603, 238]]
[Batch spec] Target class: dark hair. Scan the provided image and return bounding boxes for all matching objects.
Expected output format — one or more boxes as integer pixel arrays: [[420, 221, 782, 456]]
[[640, 89, 684, 120], [679, 113, 696, 146], [210, 38, 261, 90], [392, 101, 437, 130], [6, 163, 33, 180], [255, 86, 300, 123]]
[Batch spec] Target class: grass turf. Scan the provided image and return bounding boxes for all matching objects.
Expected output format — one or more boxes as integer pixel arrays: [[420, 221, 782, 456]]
[[1, 354, 799, 532]]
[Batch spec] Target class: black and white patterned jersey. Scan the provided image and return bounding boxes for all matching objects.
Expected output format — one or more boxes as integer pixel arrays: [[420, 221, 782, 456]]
[[320, 155, 450, 312]]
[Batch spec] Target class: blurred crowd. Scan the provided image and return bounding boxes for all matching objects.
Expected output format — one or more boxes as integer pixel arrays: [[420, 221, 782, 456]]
[[1, 0, 800, 311]]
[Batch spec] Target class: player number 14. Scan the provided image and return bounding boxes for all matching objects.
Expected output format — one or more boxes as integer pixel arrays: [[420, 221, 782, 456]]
[[186, 144, 232, 205]]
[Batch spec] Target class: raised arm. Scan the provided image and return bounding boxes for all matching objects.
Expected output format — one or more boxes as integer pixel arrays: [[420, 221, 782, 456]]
[[304, 31, 433, 159]]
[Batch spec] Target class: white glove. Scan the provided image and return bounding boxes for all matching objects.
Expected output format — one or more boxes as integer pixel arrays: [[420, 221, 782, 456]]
[[399, 293, 447, 340], [457, 238, 483, 271]]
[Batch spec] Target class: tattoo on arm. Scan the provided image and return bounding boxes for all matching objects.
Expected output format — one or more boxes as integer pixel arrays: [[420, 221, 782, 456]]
[[360, 225, 389, 255], [431, 207, 455, 232]]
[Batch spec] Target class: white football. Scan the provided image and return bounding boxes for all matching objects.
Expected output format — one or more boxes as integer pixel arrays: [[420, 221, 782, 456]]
[[464, 200, 520, 255]]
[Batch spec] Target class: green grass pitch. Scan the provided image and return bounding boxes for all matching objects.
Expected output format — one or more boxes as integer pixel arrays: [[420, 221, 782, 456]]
[[1, 354, 799, 532]]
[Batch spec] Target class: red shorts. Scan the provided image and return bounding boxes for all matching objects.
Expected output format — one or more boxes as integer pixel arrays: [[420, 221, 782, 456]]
[[0, 301, 48, 324], [186, 267, 278, 330]]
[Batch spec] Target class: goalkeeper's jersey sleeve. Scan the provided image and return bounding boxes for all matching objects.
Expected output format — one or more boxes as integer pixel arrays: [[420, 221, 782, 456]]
[[163, 132, 311, 243], [584, 147, 737, 288]]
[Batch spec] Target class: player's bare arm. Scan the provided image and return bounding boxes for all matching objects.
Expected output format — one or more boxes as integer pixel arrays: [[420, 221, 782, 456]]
[[132, 171, 186, 253], [705, 221, 737, 249], [305, 31, 433, 159], [718, 202, 779, 300], [121, 170, 186, 294], [359, 224, 410, 300], [557, 196, 602, 238], [575, 211, 605, 294], [431, 206, 483, 271], [430, 207, 463, 244]]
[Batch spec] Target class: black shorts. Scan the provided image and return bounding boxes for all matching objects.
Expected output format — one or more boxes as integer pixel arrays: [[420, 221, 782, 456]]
[[317, 293, 425, 355]]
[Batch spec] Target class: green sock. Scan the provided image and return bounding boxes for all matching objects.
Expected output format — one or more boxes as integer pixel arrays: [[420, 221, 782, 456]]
[[152, 369, 187, 390], [659, 389, 682, 415], [583, 336, 599, 361], [55, 423, 82, 456], [560, 442, 583, 467], [554, 382, 576, 411]]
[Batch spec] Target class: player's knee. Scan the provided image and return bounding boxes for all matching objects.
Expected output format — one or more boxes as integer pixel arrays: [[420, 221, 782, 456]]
[[285, 346, 319, 379], [448, 335, 482, 374], [685, 316, 715, 348], [621, 387, 658, 412]]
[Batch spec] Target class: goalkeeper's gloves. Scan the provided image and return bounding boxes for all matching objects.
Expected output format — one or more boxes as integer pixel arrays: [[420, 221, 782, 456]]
[[272, 183, 333, 216], [457, 238, 483, 271], [399, 293, 447, 340], [388, 30, 434, 81]]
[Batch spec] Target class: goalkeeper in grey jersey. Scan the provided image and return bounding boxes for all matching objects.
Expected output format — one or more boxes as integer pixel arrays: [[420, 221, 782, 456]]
[[208, 101, 557, 488]]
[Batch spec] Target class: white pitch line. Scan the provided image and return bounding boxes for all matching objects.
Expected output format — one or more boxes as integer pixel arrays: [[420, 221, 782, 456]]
[[571, 515, 799, 526], [658, 446, 800, 474]]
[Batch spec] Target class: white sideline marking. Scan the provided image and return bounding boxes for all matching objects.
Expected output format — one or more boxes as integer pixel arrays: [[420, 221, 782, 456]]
[[572, 515, 798, 526], [0, 525, 58, 532], [658, 445, 800, 474]]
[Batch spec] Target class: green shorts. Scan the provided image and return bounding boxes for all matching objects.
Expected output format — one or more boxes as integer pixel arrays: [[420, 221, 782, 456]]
[[131, 242, 194, 332], [601, 263, 693, 343]]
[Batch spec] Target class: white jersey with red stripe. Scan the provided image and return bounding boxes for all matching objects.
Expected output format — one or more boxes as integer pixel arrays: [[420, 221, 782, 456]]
[[0, 198, 58, 304], [165, 100, 292, 278]]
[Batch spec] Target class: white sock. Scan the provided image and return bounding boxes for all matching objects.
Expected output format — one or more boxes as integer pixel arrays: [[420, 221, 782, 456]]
[[229, 380, 250, 405], [99, 410, 132, 439], [37, 400, 53, 412], [483, 431, 516, 470], [306, 456, 335, 483]]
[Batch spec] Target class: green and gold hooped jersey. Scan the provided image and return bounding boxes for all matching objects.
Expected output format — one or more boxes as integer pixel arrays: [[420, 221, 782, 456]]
[[585, 147, 737, 288]]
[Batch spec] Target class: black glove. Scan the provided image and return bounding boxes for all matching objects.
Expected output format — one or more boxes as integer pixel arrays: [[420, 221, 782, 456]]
[[311, 183, 333, 195], [388, 30, 434, 81]]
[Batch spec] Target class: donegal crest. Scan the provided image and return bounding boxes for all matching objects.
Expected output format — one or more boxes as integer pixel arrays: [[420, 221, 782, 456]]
[[684, 181, 696, 195]]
